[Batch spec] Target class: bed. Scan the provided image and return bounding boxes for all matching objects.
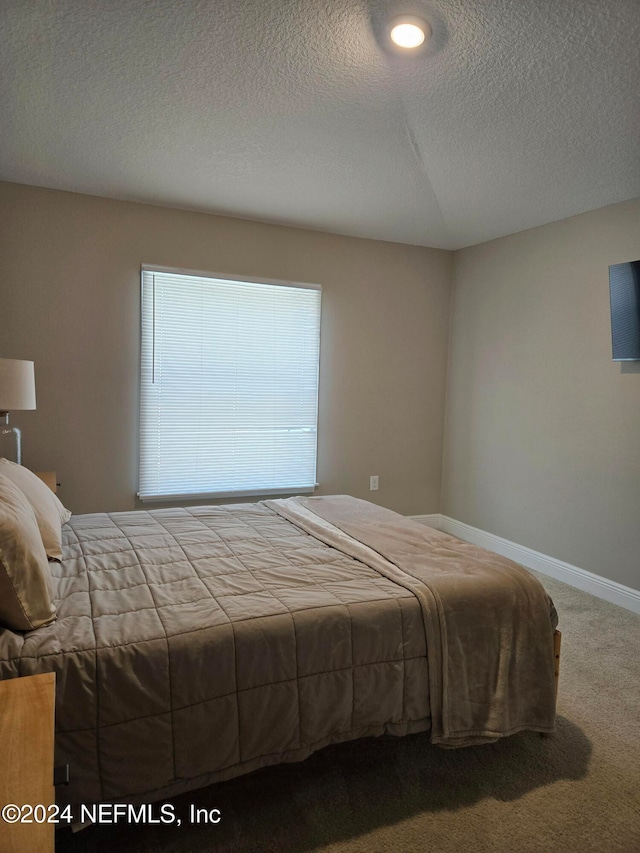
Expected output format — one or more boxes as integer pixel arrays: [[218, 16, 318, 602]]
[[0, 481, 559, 813]]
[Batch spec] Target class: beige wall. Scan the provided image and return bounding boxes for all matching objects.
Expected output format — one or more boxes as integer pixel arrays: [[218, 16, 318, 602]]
[[3, 180, 637, 592], [442, 199, 640, 591], [0, 181, 452, 516]]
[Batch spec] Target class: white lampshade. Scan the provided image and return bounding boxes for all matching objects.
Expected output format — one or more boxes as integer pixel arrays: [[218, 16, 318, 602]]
[[0, 359, 37, 412]]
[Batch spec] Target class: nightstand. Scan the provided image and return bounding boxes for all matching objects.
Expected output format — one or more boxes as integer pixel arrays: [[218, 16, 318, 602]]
[[0, 673, 56, 853], [34, 472, 57, 494]]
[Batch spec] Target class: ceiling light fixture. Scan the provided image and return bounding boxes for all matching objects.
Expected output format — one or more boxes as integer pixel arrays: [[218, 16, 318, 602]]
[[389, 15, 430, 49]]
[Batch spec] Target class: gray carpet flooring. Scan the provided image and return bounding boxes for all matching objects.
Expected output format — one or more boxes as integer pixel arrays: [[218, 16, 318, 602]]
[[56, 571, 640, 853]]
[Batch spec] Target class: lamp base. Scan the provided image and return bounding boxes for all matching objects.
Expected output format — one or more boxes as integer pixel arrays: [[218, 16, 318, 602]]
[[0, 412, 22, 465]]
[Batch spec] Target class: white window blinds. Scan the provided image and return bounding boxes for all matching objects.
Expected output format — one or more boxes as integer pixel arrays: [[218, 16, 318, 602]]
[[139, 267, 321, 501]]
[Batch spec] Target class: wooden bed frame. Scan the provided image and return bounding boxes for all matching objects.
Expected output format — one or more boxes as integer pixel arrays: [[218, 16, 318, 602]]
[[553, 629, 562, 701]]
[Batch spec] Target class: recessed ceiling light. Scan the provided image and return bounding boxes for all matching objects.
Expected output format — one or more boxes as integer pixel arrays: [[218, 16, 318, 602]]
[[389, 15, 430, 49]]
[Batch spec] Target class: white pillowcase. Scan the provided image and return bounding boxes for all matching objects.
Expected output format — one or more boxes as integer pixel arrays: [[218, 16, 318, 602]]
[[0, 472, 56, 631], [0, 459, 71, 560]]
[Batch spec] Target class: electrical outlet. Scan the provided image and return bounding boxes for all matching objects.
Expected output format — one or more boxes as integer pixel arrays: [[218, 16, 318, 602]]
[[369, 475, 379, 491]]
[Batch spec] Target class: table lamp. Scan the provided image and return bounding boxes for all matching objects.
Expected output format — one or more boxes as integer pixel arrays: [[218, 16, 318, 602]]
[[0, 358, 36, 465]]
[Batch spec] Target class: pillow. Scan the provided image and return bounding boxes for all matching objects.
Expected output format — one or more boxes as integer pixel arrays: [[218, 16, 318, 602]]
[[0, 473, 56, 631], [0, 459, 71, 560]]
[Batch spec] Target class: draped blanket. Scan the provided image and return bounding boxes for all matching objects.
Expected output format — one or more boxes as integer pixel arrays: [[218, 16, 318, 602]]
[[267, 496, 558, 746]]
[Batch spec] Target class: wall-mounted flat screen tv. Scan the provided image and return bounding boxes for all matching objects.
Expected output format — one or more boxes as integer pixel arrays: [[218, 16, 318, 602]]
[[609, 259, 640, 361]]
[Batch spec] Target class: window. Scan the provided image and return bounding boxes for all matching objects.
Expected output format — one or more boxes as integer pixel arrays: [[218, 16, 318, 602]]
[[138, 267, 321, 501]]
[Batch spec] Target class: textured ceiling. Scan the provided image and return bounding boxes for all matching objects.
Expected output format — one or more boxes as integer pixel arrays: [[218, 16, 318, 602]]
[[1, 0, 639, 249]]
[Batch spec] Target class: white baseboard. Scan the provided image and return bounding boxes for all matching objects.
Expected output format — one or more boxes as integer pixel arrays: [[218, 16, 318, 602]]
[[409, 513, 640, 615], [410, 513, 442, 528]]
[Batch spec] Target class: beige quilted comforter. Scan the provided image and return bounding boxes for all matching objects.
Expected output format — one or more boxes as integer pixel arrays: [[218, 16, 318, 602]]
[[0, 497, 558, 809]]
